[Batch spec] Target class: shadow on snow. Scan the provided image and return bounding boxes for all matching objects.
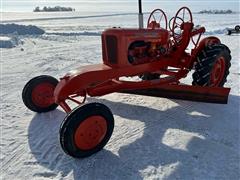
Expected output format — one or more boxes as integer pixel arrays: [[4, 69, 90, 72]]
[[28, 94, 240, 179]]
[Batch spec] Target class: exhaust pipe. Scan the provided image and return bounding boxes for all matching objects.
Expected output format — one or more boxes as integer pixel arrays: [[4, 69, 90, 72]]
[[138, 0, 144, 28]]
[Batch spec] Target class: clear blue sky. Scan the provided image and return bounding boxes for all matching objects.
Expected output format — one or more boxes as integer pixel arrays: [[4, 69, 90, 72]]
[[1, 0, 239, 12]]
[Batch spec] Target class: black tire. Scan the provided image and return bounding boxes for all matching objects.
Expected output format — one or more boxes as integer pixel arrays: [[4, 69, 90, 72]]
[[192, 44, 231, 87], [227, 30, 232, 35], [60, 103, 114, 158], [22, 75, 59, 113], [235, 25, 240, 32]]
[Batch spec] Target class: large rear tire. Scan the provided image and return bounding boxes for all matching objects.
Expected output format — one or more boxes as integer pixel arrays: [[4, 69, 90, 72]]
[[192, 44, 231, 87], [59, 103, 114, 158], [22, 75, 59, 113]]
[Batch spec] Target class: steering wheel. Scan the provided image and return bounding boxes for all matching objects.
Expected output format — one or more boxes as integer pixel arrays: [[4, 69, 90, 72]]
[[169, 17, 183, 31], [147, 9, 167, 29], [171, 7, 193, 45]]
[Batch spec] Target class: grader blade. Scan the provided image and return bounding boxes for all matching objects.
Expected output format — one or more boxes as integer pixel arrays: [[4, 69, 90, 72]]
[[120, 84, 230, 104]]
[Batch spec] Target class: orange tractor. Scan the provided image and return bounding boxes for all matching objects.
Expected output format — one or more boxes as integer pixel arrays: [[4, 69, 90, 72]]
[[22, 1, 231, 158]]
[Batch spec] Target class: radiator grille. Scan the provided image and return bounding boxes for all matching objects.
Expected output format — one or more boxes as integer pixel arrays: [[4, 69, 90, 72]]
[[106, 35, 118, 64], [101, 35, 107, 61]]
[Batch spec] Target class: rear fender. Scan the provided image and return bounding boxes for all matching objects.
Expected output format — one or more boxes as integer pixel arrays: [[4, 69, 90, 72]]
[[197, 36, 221, 52], [190, 36, 221, 67]]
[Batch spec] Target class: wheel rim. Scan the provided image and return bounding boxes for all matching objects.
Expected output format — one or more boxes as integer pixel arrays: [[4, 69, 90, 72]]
[[31, 82, 55, 108], [210, 57, 226, 86], [74, 116, 107, 150]]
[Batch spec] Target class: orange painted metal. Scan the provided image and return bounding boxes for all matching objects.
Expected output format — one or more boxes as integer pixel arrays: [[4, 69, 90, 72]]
[[74, 116, 107, 150], [31, 82, 55, 108], [210, 57, 226, 86], [102, 28, 170, 68], [52, 7, 230, 112], [54, 58, 186, 103], [120, 84, 230, 104]]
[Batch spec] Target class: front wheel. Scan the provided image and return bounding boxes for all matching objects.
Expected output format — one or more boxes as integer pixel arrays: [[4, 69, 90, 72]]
[[22, 75, 59, 113], [192, 44, 231, 87], [59, 103, 114, 158]]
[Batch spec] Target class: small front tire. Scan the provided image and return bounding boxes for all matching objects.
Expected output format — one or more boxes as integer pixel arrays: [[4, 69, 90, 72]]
[[22, 75, 59, 113], [60, 103, 114, 158]]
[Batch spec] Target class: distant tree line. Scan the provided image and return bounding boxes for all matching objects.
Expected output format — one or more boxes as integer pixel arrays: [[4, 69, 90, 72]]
[[198, 9, 234, 14], [33, 6, 75, 12]]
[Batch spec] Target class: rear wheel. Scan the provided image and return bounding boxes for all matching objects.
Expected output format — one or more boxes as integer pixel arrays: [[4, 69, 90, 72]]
[[60, 103, 114, 158], [22, 75, 59, 113], [192, 44, 231, 87]]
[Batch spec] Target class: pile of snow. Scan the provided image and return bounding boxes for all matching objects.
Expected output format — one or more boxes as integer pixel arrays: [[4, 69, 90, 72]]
[[0, 23, 45, 35], [0, 36, 19, 48]]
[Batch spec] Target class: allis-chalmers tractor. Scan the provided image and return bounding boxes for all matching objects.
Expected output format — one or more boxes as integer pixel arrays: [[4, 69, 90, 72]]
[[22, 1, 231, 158]]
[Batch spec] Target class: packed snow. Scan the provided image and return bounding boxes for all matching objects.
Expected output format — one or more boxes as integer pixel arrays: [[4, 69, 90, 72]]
[[1, 11, 240, 180]]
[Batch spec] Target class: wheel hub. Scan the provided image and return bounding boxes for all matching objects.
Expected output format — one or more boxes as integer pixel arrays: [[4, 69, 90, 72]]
[[31, 83, 55, 108], [210, 56, 226, 86], [74, 116, 107, 150]]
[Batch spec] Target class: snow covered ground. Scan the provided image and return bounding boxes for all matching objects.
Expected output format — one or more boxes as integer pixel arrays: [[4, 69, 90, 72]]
[[1, 12, 240, 179], [0, 36, 16, 48]]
